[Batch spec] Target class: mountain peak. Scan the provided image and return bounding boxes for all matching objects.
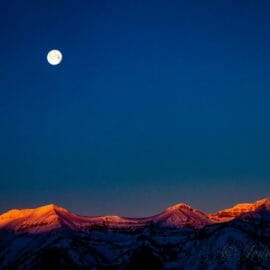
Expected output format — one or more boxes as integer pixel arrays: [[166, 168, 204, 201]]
[[209, 197, 270, 222], [165, 203, 194, 212], [34, 204, 68, 215], [0, 204, 73, 233], [153, 202, 212, 229]]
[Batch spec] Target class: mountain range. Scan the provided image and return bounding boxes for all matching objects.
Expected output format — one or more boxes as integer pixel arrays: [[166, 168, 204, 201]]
[[0, 198, 269, 269]]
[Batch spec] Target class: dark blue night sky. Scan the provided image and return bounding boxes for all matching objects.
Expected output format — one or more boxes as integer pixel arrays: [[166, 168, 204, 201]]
[[1, 0, 270, 216]]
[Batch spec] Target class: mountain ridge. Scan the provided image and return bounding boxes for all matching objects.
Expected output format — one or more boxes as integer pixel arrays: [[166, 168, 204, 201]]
[[208, 197, 270, 222], [1, 198, 270, 270], [1, 197, 269, 234]]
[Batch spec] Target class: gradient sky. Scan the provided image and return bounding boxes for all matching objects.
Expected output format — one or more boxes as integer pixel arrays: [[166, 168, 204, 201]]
[[1, 0, 270, 216]]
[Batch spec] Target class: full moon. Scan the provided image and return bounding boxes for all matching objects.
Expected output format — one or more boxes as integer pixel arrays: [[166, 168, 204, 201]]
[[47, 49, 62, 65]]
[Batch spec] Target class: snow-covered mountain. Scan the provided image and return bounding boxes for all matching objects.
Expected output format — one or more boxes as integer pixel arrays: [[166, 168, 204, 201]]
[[0, 204, 147, 233], [0, 202, 213, 233], [0, 198, 269, 269], [208, 197, 270, 222], [151, 203, 212, 228], [1, 198, 269, 233]]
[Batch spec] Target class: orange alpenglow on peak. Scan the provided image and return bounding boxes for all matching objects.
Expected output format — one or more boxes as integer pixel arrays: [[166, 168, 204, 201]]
[[153, 202, 212, 228], [208, 197, 270, 222], [0, 204, 73, 234], [34, 204, 70, 214], [165, 203, 194, 212], [0, 204, 68, 220]]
